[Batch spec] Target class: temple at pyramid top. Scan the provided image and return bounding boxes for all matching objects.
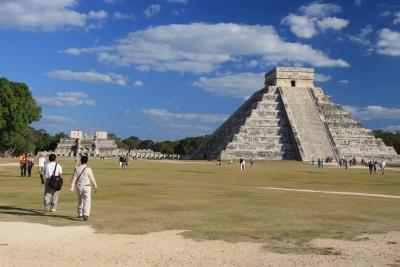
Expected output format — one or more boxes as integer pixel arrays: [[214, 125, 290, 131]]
[[191, 66, 399, 162], [265, 67, 314, 87]]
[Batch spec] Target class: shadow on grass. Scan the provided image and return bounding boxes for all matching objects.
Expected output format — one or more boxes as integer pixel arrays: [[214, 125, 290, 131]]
[[0, 206, 81, 221]]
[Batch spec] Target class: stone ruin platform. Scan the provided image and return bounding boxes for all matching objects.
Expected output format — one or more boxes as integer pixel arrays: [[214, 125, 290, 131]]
[[191, 67, 399, 162]]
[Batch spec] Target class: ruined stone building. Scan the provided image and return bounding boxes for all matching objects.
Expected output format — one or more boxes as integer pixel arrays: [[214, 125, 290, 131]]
[[55, 131, 119, 157], [191, 67, 399, 162]]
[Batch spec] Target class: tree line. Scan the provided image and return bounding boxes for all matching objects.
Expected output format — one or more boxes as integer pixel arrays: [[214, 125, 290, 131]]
[[109, 134, 206, 156]]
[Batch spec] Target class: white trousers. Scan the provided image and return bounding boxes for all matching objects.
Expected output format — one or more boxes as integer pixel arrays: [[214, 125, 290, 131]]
[[76, 184, 92, 217]]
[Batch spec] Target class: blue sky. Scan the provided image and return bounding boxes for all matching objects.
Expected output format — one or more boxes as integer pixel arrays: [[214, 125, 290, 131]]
[[1, 0, 400, 141]]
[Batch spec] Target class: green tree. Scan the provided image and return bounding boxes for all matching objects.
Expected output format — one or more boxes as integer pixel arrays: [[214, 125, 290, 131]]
[[138, 140, 154, 150], [122, 136, 140, 150], [0, 77, 41, 154], [373, 130, 400, 154]]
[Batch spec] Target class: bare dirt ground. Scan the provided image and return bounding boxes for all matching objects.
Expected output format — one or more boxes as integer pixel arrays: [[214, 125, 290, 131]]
[[1, 222, 400, 267]]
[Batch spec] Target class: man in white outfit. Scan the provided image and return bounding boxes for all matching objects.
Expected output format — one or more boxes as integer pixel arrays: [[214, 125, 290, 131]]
[[40, 154, 63, 212], [38, 153, 46, 176], [70, 156, 98, 221]]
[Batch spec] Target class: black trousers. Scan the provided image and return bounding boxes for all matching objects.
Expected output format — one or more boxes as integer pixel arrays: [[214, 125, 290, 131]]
[[20, 164, 26, 177], [27, 164, 33, 177]]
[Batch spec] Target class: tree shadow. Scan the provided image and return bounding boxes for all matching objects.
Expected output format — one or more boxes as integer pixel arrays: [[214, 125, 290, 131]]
[[0, 205, 81, 221]]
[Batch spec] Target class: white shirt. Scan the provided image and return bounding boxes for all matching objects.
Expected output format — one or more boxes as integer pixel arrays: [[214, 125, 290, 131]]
[[38, 157, 46, 167], [44, 162, 63, 180], [70, 164, 97, 189]]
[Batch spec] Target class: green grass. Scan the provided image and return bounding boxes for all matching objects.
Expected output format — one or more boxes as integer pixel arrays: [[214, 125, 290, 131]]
[[1, 158, 400, 253]]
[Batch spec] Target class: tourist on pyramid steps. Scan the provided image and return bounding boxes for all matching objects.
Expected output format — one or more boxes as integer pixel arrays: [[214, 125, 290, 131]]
[[41, 154, 63, 212], [19, 152, 27, 177], [368, 161, 373, 175], [380, 160, 386, 175], [70, 156, 98, 221], [26, 154, 34, 177], [38, 153, 46, 177]]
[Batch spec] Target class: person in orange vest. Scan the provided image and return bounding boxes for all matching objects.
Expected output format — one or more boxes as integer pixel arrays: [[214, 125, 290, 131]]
[[26, 154, 34, 177], [19, 153, 27, 177]]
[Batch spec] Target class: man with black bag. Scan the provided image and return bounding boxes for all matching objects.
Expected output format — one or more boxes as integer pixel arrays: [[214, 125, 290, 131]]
[[40, 153, 63, 212]]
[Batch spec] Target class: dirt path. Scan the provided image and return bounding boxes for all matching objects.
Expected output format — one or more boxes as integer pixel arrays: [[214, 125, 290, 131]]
[[0, 222, 399, 266], [257, 186, 400, 199]]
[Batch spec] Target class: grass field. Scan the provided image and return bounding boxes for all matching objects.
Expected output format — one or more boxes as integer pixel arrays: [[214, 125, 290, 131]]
[[1, 158, 400, 253]]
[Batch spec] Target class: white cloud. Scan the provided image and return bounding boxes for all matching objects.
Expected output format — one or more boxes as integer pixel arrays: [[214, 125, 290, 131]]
[[167, 0, 189, 4], [317, 17, 349, 31], [354, 0, 366, 7], [65, 23, 349, 74], [113, 12, 136, 20], [133, 80, 144, 87], [103, 0, 122, 3], [88, 10, 108, 20], [0, 0, 107, 31], [382, 125, 400, 132], [144, 4, 161, 18], [282, 2, 349, 39], [376, 28, 400, 56], [42, 115, 76, 124], [339, 79, 349, 84], [47, 70, 129, 86], [143, 109, 227, 123], [36, 92, 96, 107], [299, 2, 342, 17], [349, 25, 373, 45], [380, 11, 392, 17], [343, 105, 400, 120], [282, 14, 317, 39], [194, 72, 264, 99], [314, 73, 332, 82], [394, 12, 400, 25]]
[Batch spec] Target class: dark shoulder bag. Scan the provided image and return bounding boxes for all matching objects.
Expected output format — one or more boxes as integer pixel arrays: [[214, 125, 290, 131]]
[[49, 163, 63, 191]]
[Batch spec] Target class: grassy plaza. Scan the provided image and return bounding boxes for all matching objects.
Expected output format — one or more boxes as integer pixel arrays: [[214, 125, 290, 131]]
[[0, 158, 399, 253]]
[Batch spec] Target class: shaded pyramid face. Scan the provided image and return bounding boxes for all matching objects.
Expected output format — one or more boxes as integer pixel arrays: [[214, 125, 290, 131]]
[[191, 67, 399, 162]]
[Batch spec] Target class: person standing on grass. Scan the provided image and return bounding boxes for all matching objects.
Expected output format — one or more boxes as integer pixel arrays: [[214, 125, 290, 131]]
[[240, 157, 245, 171], [70, 156, 98, 221], [380, 159, 386, 175], [368, 161, 373, 175], [373, 160, 377, 174], [26, 154, 34, 177], [38, 153, 46, 177], [19, 152, 27, 177], [250, 157, 254, 167], [217, 157, 221, 166], [40, 154, 63, 212]]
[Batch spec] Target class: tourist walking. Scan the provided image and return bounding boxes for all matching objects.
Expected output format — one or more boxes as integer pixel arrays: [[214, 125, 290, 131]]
[[250, 157, 254, 167], [19, 152, 27, 177], [217, 157, 221, 166], [69, 156, 98, 221], [373, 160, 377, 174], [40, 154, 63, 212], [368, 161, 373, 175], [38, 153, 46, 176], [240, 157, 245, 171], [380, 160, 386, 175], [26, 154, 34, 177]]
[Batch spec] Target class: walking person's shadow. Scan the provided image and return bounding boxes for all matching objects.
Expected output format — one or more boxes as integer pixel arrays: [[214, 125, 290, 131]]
[[0, 205, 81, 221]]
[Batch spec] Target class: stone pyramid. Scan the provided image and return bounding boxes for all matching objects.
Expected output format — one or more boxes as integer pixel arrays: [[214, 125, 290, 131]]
[[191, 67, 399, 162]]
